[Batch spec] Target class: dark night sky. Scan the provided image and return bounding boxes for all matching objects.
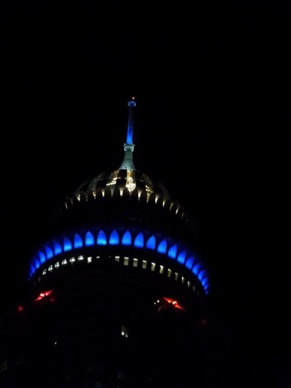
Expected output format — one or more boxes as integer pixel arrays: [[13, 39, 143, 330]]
[[1, 1, 290, 385]]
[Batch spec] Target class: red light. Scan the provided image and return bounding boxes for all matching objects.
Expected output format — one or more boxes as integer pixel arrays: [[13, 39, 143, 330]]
[[156, 297, 186, 313], [162, 297, 185, 310], [34, 290, 54, 302]]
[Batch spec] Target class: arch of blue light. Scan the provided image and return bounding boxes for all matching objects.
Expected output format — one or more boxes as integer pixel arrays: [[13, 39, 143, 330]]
[[29, 228, 209, 294]]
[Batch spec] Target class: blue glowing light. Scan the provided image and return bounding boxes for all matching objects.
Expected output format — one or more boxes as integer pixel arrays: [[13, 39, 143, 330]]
[[122, 231, 132, 245], [97, 230, 107, 245], [74, 234, 83, 248], [34, 259, 40, 270], [85, 231, 94, 246], [39, 251, 46, 264], [63, 237, 72, 252], [146, 235, 156, 250], [157, 239, 167, 254], [192, 263, 201, 276], [126, 98, 136, 144], [109, 230, 119, 245], [177, 250, 186, 264], [29, 265, 34, 277], [54, 241, 62, 255], [45, 246, 53, 260], [168, 244, 178, 259], [185, 256, 195, 269], [198, 269, 207, 282], [29, 228, 209, 294], [202, 278, 208, 287], [134, 232, 144, 248]]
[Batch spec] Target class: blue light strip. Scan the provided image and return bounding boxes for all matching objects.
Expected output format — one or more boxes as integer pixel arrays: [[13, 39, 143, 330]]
[[126, 98, 136, 144], [29, 228, 209, 294]]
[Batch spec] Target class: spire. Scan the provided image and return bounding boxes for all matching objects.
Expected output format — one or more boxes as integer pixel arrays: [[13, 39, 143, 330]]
[[119, 97, 137, 170]]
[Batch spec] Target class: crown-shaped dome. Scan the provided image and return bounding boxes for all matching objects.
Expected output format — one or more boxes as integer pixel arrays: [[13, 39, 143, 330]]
[[28, 98, 209, 297], [50, 97, 197, 240]]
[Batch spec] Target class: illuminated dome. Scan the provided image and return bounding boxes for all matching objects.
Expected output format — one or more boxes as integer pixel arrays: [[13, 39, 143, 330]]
[[28, 98, 210, 301], [58, 160, 195, 238], [75, 167, 174, 204], [53, 97, 196, 240]]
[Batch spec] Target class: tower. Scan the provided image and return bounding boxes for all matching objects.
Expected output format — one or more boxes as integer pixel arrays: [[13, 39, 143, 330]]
[[0, 98, 229, 388]]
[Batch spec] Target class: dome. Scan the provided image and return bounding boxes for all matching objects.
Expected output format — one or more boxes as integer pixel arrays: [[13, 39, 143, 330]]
[[28, 98, 209, 297], [53, 165, 197, 247], [51, 97, 197, 239], [75, 167, 174, 203]]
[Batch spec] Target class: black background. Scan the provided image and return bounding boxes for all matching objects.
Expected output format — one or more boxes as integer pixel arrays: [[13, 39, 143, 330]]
[[1, 1, 290, 385]]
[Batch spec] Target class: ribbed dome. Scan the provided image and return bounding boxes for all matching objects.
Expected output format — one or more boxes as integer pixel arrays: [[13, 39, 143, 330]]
[[53, 165, 196, 244], [28, 98, 209, 297], [75, 168, 173, 203], [53, 96, 196, 237]]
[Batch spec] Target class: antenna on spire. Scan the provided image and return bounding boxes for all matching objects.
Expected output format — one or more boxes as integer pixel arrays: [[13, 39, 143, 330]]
[[120, 97, 137, 171], [126, 96, 136, 144]]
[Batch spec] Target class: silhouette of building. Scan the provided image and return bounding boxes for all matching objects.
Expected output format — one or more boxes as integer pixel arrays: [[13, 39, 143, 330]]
[[0, 98, 231, 387]]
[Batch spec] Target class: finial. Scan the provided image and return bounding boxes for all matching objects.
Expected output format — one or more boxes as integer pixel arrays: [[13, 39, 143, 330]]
[[120, 97, 136, 171], [126, 96, 136, 144]]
